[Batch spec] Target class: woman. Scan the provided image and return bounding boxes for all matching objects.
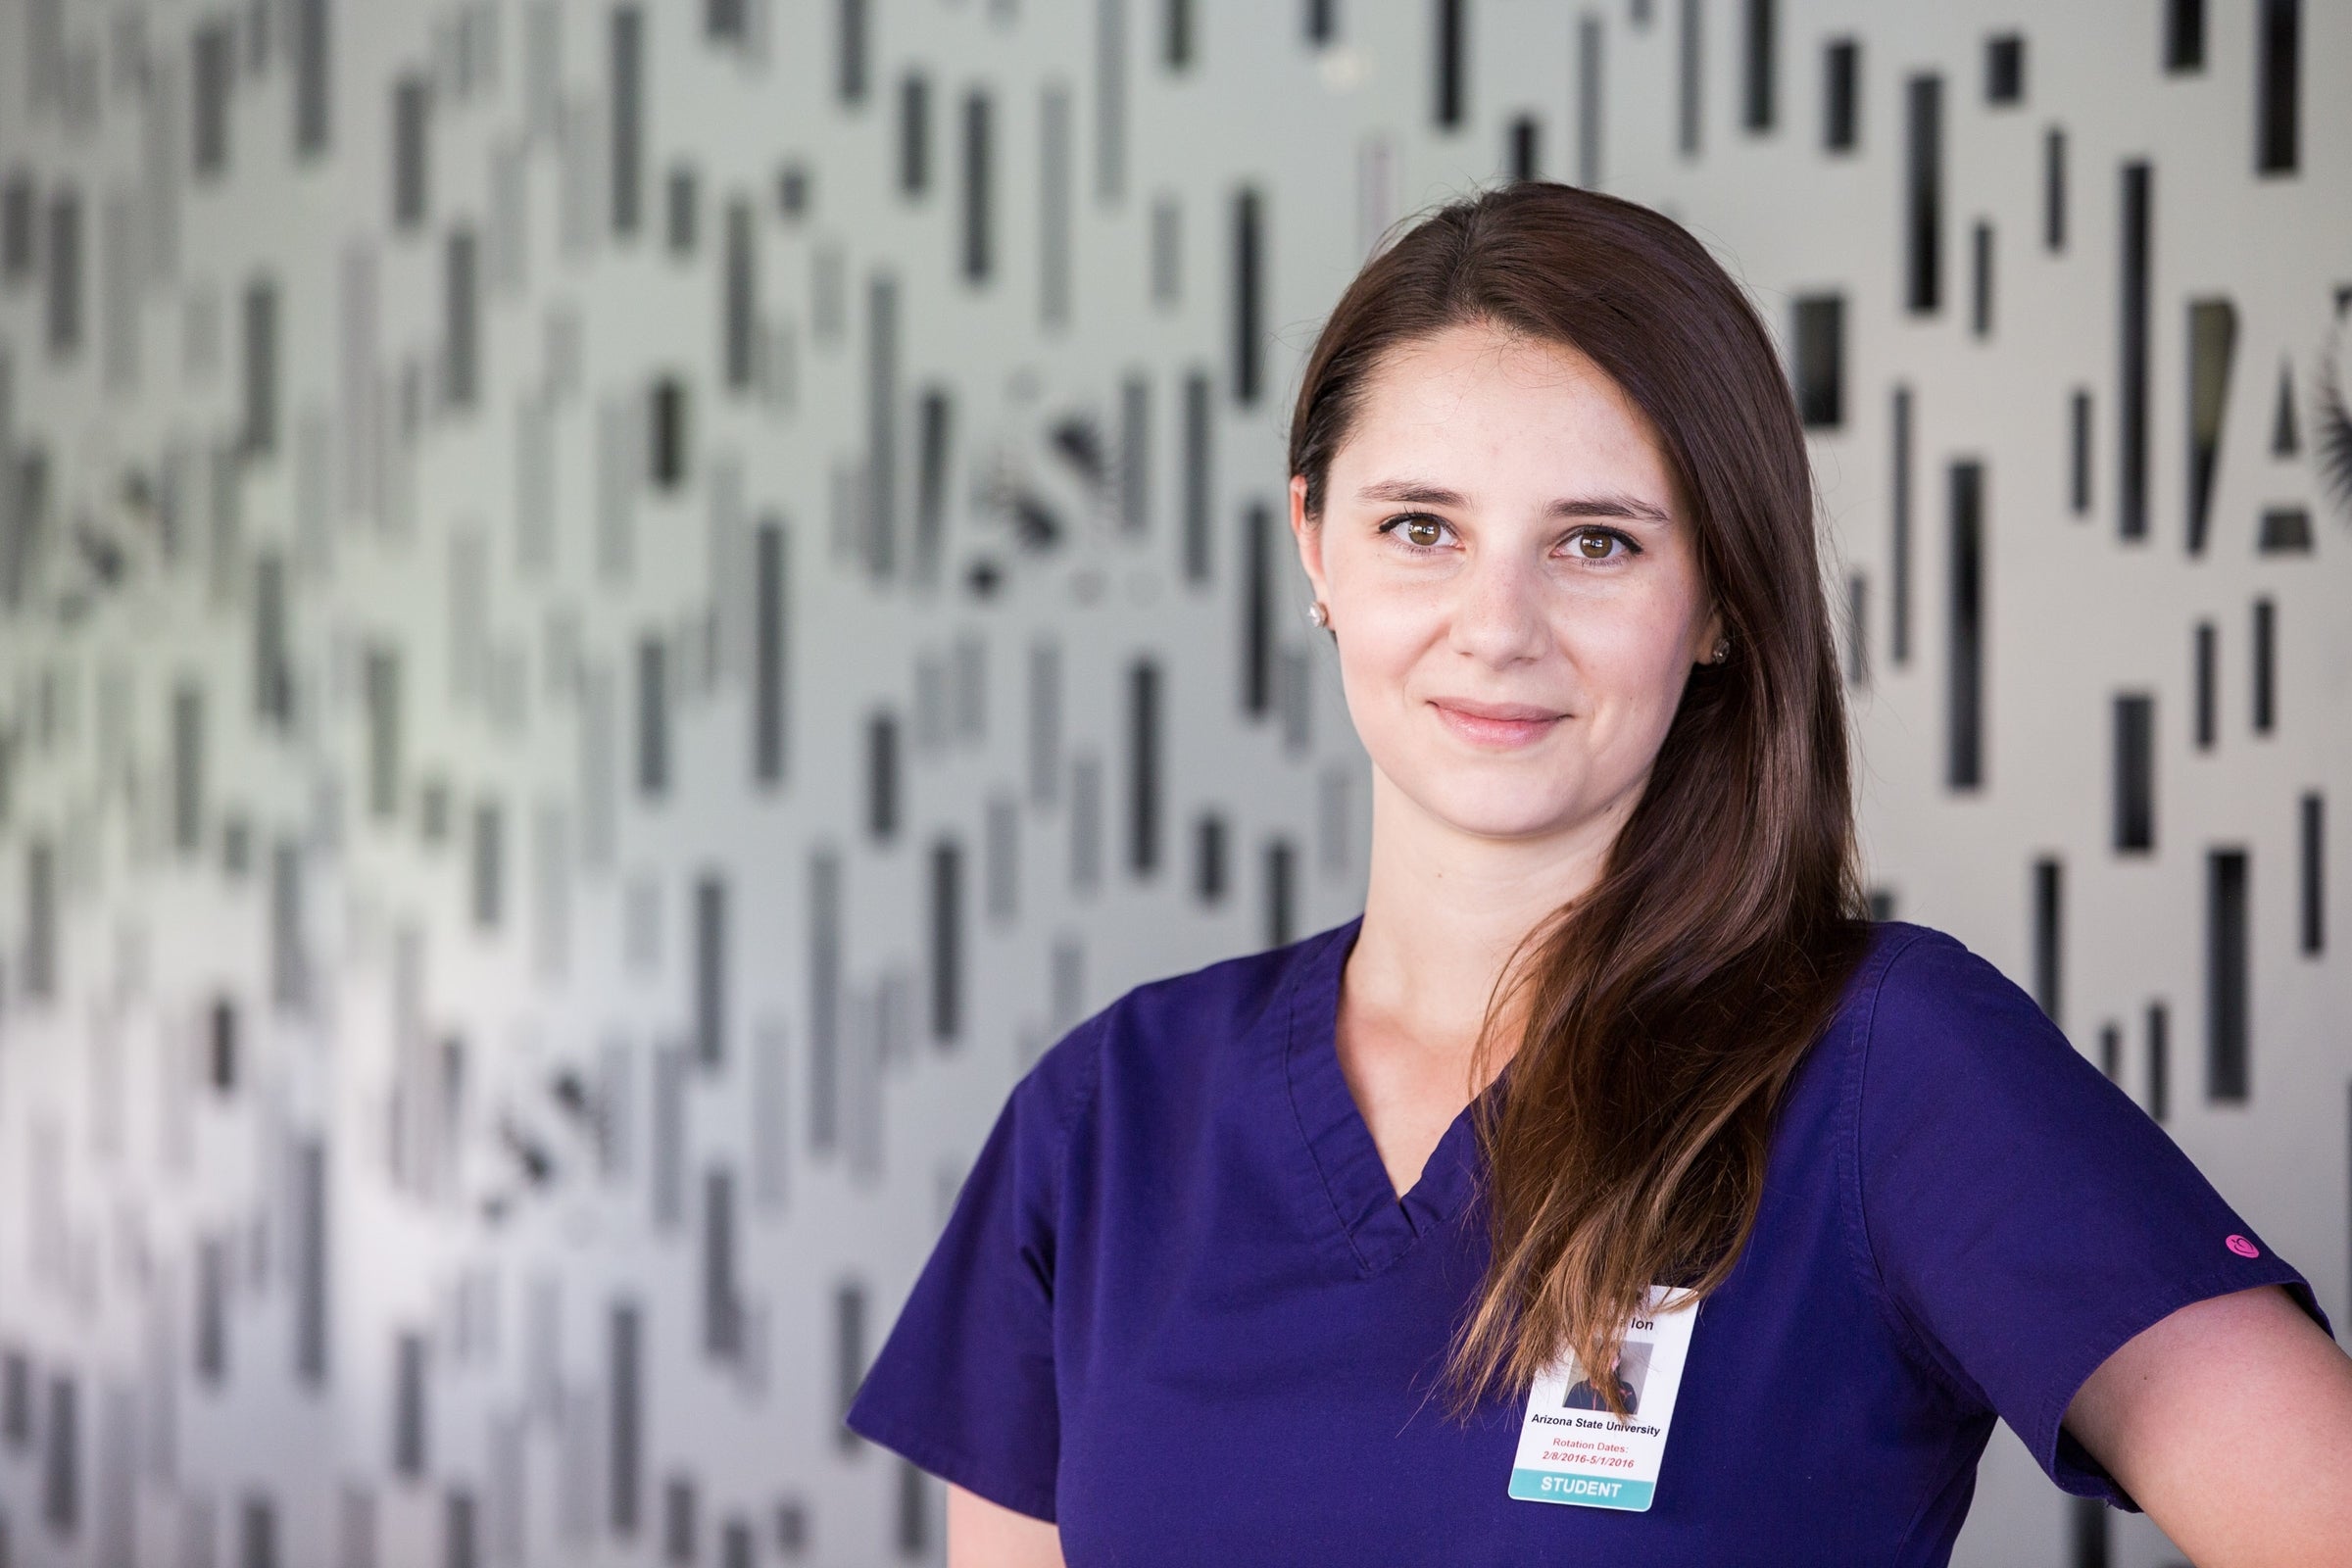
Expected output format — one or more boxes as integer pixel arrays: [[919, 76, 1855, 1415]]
[[845, 181, 2352, 1564]]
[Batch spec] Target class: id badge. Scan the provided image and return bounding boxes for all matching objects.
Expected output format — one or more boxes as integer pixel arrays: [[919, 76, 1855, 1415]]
[[1506, 1285, 1699, 1512]]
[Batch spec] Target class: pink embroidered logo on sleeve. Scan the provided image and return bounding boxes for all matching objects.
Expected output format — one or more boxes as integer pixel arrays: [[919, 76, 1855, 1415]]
[[2225, 1234, 2260, 1258]]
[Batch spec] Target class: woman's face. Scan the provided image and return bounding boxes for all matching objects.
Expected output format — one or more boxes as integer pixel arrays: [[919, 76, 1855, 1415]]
[[1291, 318, 1722, 849]]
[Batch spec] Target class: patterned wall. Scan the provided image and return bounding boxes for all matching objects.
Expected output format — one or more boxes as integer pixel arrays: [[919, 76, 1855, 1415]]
[[0, 1, 2344, 1564]]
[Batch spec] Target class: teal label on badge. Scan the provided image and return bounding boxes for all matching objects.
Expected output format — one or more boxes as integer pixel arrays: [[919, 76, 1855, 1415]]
[[1507, 1469, 1656, 1510]]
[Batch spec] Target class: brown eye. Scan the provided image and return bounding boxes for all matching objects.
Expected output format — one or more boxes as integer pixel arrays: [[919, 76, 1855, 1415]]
[[1576, 530, 1615, 560], [1406, 518, 1443, 548]]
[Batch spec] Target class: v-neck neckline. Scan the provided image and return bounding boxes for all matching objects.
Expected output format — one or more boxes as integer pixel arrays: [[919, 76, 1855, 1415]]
[[1285, 913, 1493, 1278]]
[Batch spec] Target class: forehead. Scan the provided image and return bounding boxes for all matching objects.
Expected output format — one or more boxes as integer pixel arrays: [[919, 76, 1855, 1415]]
[[1332, 321, 1676, 503]]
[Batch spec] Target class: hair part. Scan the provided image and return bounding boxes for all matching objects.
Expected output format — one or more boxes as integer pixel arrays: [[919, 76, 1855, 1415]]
[[1286, 179, 1873, 1423]]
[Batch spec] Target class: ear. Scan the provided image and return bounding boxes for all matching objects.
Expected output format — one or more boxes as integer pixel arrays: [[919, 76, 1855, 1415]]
[[1289, 473, 1328, 604], [1693, 599, 1726, 666]]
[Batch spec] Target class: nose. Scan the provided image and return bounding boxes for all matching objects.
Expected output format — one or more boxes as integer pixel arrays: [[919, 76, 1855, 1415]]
[[1446, 550, 1551, 666]]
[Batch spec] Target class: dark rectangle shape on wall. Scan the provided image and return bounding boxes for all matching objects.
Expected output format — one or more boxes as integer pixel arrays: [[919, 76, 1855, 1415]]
[[1792, 295, 1842, 427], [25, 837, 56, 999], [1265, 837, 1297, 951], [1823, 37, 1858, 152], [2194, 620, 2217, 749], [3, 1348, 31, 1447], [1231, 187, 1262, 405], [809, 850, 842, 1154], [900, 74, 930, 193], [2113, 695, 2155, 852], [2043, 127, 2066, 251], [664, 1479, 699, 1562], [930, 838, 962, 1043], [1742, 0, 1776, 131], [637, 635, 667, 797], [366, 647, 401, 817], [867, 272, 899, 574], [1129, 659, 1160, 876], [1434, 0, 1465, 128], [443, 1492, 473, 1568], [1041, 84, 1073, 327], [915, 388, 952, 581], [2167, 0, 2206, 71], [1577, 16, 1604, 184], [839, 0, 869, 102], [257, 554, 293, 725], [2301, 792, 2325, 956], [2206, 849, 2249, 1102], [394, 1332, 427, 1476], [1164, 0, 1193, 68], [611, 8, 645, 236], [42, 1374, 74, 1533], [1969, 221, 1992, 337], [473, 800, 502, 927], [695, 874, 725, 1066], [722, 200, 756, 390], [197, 1234, 229, 1381], [46, 187, 80, 358], [650, 377, 686, 489], [1677, 0, 1702, 155], [393, 76, 430, 229], [1183, 369, 1212, 581], [898, 1459, 930, 1556], [194, 22, 234, 175], [245, 277, 279, 455], [866, 711, 898, 840], [754, 518, 787, 783], [610, 1301, 641, 1535], [2118, 162, 2151, 540], [444, 229, 478, 409], [2, 172, 35, 281], [703, 1168, 739, 1357], [834, 1282, 865, 1450], [961, 90, 992, 281], [652, 1043, 687, 1229], [1120, 373, 1150, 531], [2146, 1002, 2170, 1122], [1243, 500, 1272, 715], [2256, 0, 2299, 174], [1097, 0, 1128, 202], [2251, 597, 2276, 733], [1890, 385, 1912, 664], [2032, 856, 2062, 1026], [295, 0, 331, 154], [295, 1138, 328, 1384], [1984, 33, 2025, 104], [1945, 460, 1984, 789], [172, 682, 205, 854], [1903, 75, 1940, 313], [2069, 389, 2091, 514]]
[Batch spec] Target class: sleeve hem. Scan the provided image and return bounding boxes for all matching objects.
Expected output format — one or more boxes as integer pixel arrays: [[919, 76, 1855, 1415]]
[[2027, 1259, 2322, 1509], [844, 1405, 1060, 1526]]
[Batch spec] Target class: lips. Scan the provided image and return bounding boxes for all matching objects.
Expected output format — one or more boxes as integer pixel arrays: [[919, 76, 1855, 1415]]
[[1431, 698, 1563, 721], [1429, 697, 1564, 748]]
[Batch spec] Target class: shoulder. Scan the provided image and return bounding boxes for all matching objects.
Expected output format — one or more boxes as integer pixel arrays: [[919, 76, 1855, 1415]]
[[1013, 918, 1344, 1143], [1840, 918, 2074, 1081]]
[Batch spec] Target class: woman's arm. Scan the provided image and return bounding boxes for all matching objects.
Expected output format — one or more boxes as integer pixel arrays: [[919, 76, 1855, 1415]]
[[2064, 1284, 2352, 1564], [947, 1482, 1066, 1568]]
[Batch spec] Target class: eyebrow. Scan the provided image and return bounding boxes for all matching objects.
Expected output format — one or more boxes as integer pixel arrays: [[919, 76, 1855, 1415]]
[[1354, 477, 1674, 526]]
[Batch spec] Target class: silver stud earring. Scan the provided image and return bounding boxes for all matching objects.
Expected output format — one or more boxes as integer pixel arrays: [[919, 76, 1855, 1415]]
[[1710, 634, 1731, 664], [1305, 600, 1330, 629]]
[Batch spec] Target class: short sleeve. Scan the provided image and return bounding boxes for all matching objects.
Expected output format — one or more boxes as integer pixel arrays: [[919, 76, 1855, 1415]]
[[1853, 928, 2331, 1508], [843, 1016, 1102, 1522]]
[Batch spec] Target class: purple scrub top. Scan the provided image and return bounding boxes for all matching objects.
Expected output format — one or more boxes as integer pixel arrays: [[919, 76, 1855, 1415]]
[[845, 915, 2328, 1565]]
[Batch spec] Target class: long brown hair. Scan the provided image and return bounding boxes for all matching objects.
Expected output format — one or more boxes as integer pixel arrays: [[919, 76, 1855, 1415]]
[[1286, 180, 1873, 1420]]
